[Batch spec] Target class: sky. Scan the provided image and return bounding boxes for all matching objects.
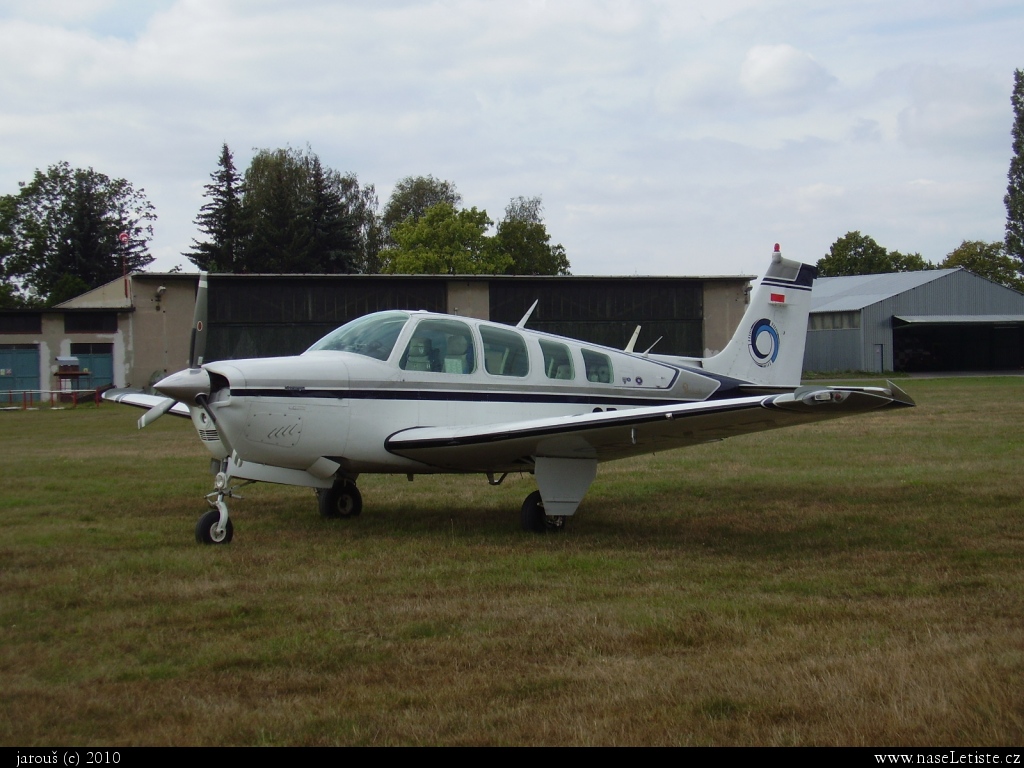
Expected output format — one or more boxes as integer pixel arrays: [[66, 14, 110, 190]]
[[1, 0, 1021, 278]]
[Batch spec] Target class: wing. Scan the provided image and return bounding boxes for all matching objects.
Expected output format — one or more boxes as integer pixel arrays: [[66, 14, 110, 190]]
[[385, 382, 914, 472], [102, 388, 192, 418]]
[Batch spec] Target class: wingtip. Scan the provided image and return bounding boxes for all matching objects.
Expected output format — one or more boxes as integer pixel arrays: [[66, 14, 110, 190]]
[[886, 380, 916, 408]]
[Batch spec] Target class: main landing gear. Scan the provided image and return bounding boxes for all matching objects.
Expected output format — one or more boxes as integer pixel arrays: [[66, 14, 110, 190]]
[[520, 490, 566, 533], [317, 478, 363, 519]]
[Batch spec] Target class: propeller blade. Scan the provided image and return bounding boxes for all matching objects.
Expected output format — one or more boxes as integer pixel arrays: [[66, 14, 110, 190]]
[[137, 397, 178, 429], [188, 272, 209, 368]]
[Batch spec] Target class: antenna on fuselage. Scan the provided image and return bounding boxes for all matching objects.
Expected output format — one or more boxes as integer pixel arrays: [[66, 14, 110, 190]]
[[642, 337, 663, 357], [624, 325, 641, 353], [516, 299, 539, 328]]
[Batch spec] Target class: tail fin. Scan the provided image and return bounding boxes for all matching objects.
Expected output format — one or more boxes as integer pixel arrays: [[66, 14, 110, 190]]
[[703, 245, 816, 386]]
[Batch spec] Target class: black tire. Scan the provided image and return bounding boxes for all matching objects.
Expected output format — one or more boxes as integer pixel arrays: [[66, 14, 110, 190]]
[[520, 490, 565, 533], [319, 480, 363, 518], [195, 508, 233, 544]]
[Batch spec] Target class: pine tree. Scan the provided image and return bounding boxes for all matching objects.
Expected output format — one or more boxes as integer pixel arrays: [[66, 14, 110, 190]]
[[304, 155, 360, 274], [185, 144, 242, 271], [1006, 69, 1024, 266]]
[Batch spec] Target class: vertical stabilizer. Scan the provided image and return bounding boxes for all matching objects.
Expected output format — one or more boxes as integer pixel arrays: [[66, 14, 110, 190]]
[[703, 245, 816, 386]]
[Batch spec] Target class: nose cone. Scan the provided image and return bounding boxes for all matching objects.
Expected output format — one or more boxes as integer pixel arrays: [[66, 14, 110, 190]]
[[154, 367, 211, 403]]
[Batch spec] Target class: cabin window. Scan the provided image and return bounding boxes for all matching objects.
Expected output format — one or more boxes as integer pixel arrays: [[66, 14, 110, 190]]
[[582, 349, 613, 383], [480, 326, 529, 377], [307, 311, 409, 361], [540, 339, 574, 380], [400, 319, 476, 374]]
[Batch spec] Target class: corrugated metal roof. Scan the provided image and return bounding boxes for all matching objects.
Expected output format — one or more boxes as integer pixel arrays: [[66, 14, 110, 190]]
[[894, 314, 1024, 325], [810, 269, 960, 312]]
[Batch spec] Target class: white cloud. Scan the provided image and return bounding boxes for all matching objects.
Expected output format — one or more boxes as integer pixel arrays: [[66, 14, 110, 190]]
[[739, 44, 835, 113], [0, 0, 1019, 277]]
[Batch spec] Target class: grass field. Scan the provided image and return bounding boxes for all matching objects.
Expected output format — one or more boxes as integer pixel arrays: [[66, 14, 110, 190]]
[[2, 377, 1022, 745]]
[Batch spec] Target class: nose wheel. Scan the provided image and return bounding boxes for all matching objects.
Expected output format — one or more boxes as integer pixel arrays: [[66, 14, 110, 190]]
[[196, 506, 233, 544], [195, 469, 252, 545]]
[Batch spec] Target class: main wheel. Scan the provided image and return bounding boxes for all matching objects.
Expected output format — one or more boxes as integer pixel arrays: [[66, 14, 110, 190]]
[[319, 480, 363, 518], [195, 509, 233, 544], [520, 490, 566, 533]]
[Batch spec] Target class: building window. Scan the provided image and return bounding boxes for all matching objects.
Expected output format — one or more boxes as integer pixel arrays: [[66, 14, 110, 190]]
[[64, 312, 118, 333], [809, 312, 861, 331], [0, 313, 42, 334]]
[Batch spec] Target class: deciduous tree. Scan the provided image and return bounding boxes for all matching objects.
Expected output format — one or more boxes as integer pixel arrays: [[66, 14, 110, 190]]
[[940, 240, 1024, 292], [0, 162, 155, 305], [380, 203, 509, 275], [492, 196, 571, 275], [817, 231, 932, 276], [381, 175, 461, 245]]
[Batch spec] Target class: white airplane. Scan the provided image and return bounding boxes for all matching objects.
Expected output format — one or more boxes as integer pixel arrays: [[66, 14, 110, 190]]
[[105, 246, 914, 543]]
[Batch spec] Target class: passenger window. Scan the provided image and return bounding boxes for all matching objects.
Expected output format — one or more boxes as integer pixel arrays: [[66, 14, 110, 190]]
[[582, 349, 613, 383], [540, 339, 574, 380], [480, 326, 529, 377], [400, 319, 476, 374]]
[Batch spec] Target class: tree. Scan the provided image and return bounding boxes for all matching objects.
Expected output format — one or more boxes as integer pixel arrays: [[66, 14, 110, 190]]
[[352, 183, 384, 274], [492, 196, 571, 275], [380, 202, 510, 275], [381, 175, 461, 245], [238, 147, 316, 273], [817, 231, 932, 276], [1006, 69, 1024, 266], [305, 153, 361, 274], [0, 162, 155, 305], [232, 146, 373, 274], [940, 240, 1024, 292], [185, 143, 242, 271]]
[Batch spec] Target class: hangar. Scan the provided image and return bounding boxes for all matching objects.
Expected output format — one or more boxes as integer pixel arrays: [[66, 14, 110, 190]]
[[803, 268, 1024, 373], [2, 271, 752, 396]]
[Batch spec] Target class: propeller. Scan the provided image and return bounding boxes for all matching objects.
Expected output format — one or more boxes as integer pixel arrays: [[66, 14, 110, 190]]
[[137, 272, 212, 430], [137, 396, 178, 429], [188, 273, 208, 368]]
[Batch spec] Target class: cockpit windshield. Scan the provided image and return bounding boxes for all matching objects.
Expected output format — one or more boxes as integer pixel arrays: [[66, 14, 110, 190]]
[[306, 311, 410, 361]]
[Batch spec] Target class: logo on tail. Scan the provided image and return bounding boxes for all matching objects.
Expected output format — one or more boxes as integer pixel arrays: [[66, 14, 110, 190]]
[[748, 318, 779, 368]]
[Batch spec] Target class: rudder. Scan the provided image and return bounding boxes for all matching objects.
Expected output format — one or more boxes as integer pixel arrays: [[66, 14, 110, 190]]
[[703, 245, 816, 386]]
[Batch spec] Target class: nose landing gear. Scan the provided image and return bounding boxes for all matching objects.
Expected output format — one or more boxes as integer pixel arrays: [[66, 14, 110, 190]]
[[195, 466, 253, 545]]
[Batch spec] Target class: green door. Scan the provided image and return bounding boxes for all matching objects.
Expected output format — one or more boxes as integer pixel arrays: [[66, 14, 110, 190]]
[[70, 343, 114, 391], [0, 345, 41, 405]]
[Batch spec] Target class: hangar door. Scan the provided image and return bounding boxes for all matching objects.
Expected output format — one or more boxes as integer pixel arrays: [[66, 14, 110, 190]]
[[0, 344, 40, 405], [69, 343, 114, 390], [893, 317, 1024, 372]]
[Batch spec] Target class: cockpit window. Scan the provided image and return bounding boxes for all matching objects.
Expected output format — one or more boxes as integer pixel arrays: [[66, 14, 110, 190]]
[[306, 311, 409, 361], [582, 349, 613, 383], [399, 319, 476, 374]]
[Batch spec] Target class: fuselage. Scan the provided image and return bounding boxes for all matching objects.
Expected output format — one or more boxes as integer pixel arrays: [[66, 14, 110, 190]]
[[187, 310, 741, 476]]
